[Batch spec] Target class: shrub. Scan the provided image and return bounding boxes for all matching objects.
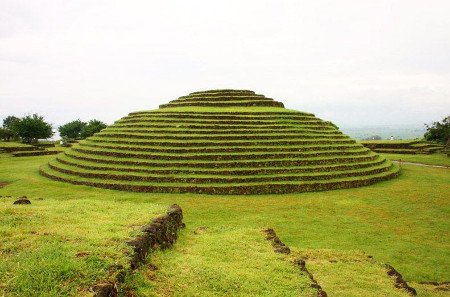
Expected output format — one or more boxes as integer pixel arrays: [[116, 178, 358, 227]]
[[424, 116, 450, 145]]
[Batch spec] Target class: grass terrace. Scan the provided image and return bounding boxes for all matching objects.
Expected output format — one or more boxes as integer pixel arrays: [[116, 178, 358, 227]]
[[382, 153, 450, 167], [361, 140, 445, 155], [40, 90, 399, 195]]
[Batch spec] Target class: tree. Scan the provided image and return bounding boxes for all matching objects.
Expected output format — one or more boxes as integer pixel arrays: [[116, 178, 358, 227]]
[[364, 135, 382, 140], [13, 114, 53, 144], [80, 119, 107, 138], [424, 115, 450, 144], [58, 120, 86, 139], [58, 119, 107, 139], [3, 115, 20, 130], [0, 128, 14, 141], [1, 115, 20, 141]]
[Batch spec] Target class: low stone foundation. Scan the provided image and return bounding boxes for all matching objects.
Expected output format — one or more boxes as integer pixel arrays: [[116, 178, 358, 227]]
[[92, 204, 184, 297]]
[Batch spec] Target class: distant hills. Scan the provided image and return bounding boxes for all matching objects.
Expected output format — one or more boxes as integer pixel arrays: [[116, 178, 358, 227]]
[[341, 125, 426, 140]]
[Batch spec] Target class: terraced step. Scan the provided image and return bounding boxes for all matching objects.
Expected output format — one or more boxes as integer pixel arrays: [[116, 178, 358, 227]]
[[95, 132, 349, 141], [13, 150, 58, 157], [112, 123, 335, 131], [103, 128, 342, 137], [123, 113, 316, 121], [79, 141, 364, 153], [361, 140, 445, 155], [129, 111, 314, 116], [56, 154, 388, 175], [373, 148, 417, 154], [160, 89, 286, 108], [181, 93, 264, 98], [71, 146, 371, 161], [64, 150, 379, 168], [41, 89, 399, 194], [47, 159, 393, 183], [190, 89, 256, 95], [0, 146, 43, 153], [160, 100, 284, 109], [40, 163, 399, 194], [171, 96, 275, 103], [106, 127, 339, 135], [87, 137, 357, 147], [117, 119, 327, 127]]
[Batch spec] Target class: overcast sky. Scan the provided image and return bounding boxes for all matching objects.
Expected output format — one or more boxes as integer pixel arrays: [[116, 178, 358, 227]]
[[1, 0, 449, 130]]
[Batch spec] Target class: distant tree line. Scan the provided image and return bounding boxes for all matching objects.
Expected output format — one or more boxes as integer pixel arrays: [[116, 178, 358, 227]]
[[0, 114, 107, 144], [363, 135, 382, 140], [58, 119, 107, 139], [424, 115, 449, 145], [0, 114, 53, 144]]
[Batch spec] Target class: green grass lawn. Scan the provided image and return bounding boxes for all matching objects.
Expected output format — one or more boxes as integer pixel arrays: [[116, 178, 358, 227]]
[[0, 198, 165, 296], [383, 153, 450, 167], [0, 155, 167, 296], [0, 154, 449, 296]]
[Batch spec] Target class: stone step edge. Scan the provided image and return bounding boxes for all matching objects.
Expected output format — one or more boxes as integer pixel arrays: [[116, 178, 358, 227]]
[[39, 165, 400, 194], [56, 155, 388, 175], [189, 89, 255, 95], [63, 151, 378, 168], [263, 228, 327, 296], [129, 111, 314, 116], [159, 101, 285, 108], [48, 160, 392, 183], [85, 138, 357, 147], [117, 119, 327, 125], [79, 142, 365, 153], [12, 150, 58, 157], [94, 133, 349, 141], [111, 124, 334, 131], [104, 128, 339, 135], [170, 97, 275, 103], [91, 204, 185, 297], [70, 147, 370, 161]]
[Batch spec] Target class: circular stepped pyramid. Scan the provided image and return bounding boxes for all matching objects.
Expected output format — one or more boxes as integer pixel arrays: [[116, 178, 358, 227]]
[[40, 89, 399, 194]]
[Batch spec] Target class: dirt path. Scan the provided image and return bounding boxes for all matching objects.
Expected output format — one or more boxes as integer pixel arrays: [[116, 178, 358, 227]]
[[393, 161, 449, 169]]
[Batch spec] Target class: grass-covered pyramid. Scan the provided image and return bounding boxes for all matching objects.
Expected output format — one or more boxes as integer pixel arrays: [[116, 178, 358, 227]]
[[40, 89, 399, 194]]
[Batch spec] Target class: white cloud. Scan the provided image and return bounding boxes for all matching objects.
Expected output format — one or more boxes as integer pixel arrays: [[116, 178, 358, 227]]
[[1, 0, 449, 128]]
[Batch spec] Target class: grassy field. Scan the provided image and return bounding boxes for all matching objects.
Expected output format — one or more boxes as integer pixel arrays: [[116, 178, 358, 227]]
[[0, 154, 449, 296]]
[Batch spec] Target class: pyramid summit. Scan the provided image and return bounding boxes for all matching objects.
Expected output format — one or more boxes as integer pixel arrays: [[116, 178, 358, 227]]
[[159, 89, 285, 108], [40, 89, 399, 194]]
